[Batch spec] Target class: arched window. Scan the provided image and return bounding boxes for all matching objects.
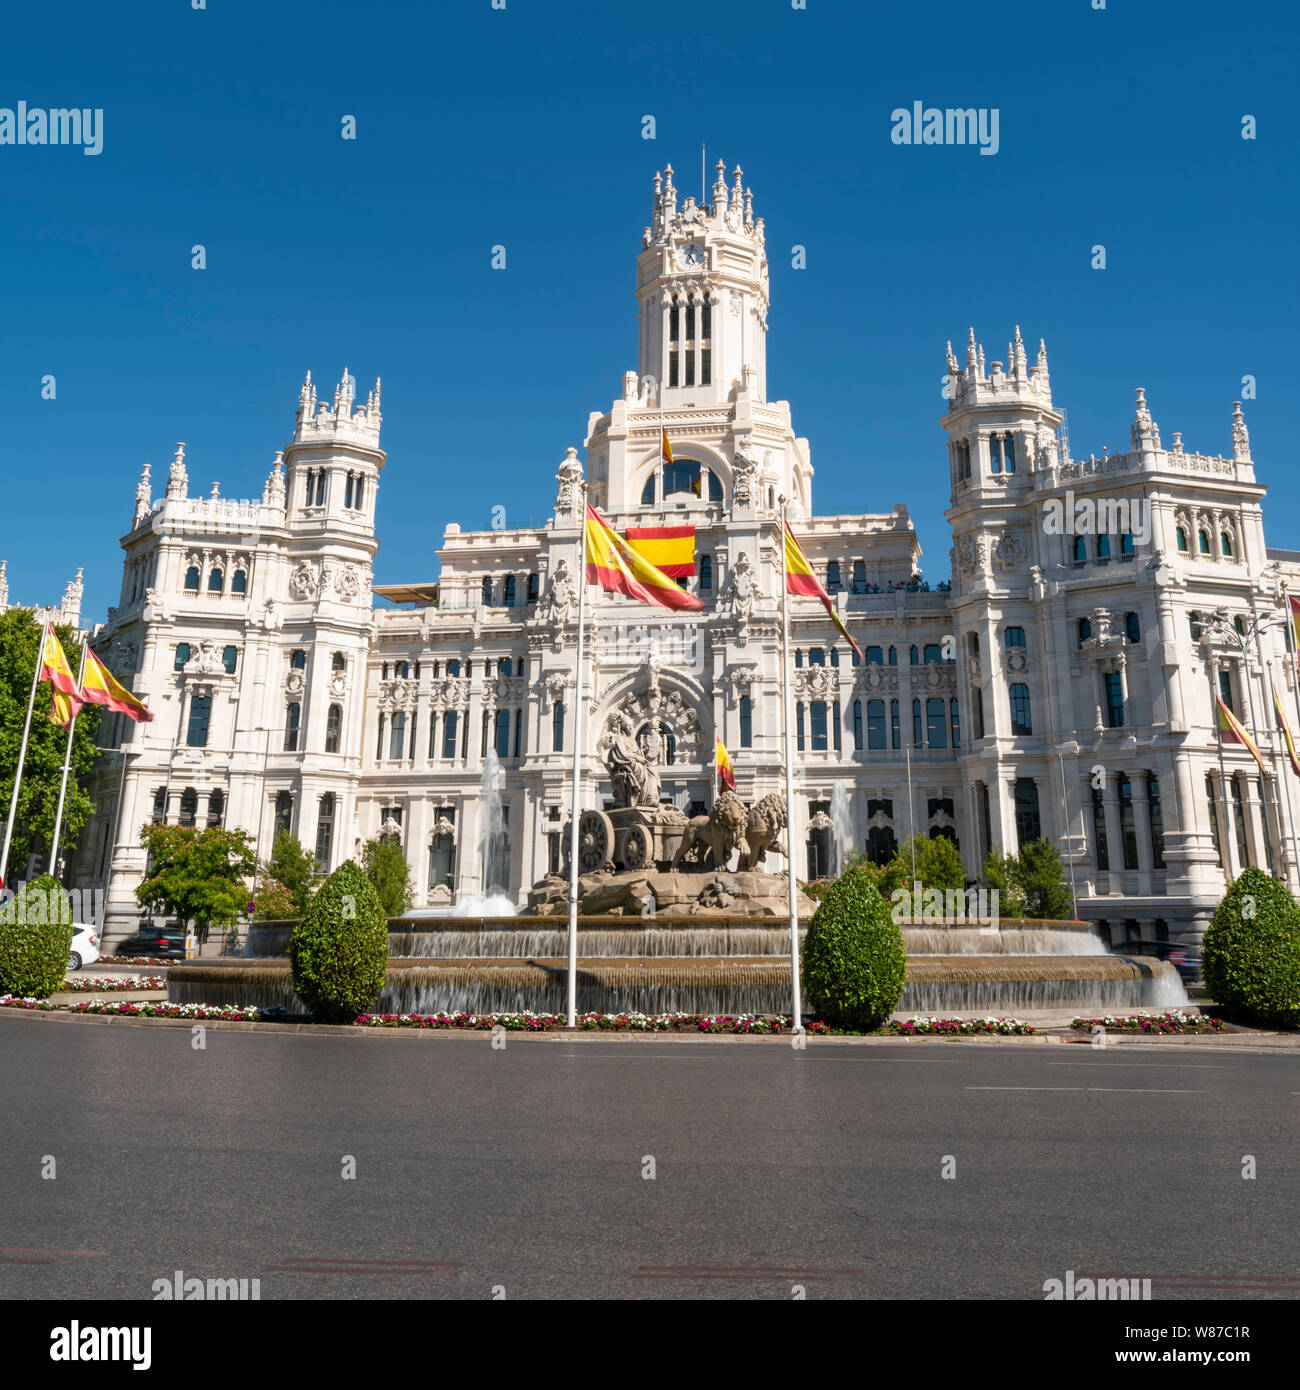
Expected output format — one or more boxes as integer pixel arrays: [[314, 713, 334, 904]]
[[926, 697, 947, 748], [389, 711, 407, 760], [641, 473, 656, 506], [446, 658, 461, 677], [826, 560, 842, 594], [1003, 435, 1016, 473], [344, 473, 354, 509], [504, 575, 517, 606], [274, 791, 293, 836], [887, 646, 897, 666], [867, 699, 885, 750], [315, 793, 335, 870], [186, 694, 212, 748], [1120, 531, 1135, 556], [396, 661, 410, 679], [231, 569, 247, 594], [1073, 536, 1087, 565], [1078, 617, 1092, 647], [482, 576, 493, 605], [794, 649, 803, 669], [698, 555, 713, 591], [830, 648, 840, 668], [206, 790, 225, 828], [1096, 534, 1111, 560], [909, 645, 919, 665], [923, 643, 942, 664], [222, 645, 237, 675], [707, 470, 722, 503], [740, 695, 752, 748], [325, 703, 342, 753], [1198, 530, 1211, 555], [207, 567, 224, 593], [179, 788, 198, 828], [1176, 527, 1188, 552], [1125, 612, 1141, 643], [184, 566, 200, 591], [332, 651, 345, 672], [284, 702, 301, 751], [527, 572, 539, 602], [663, 459, 702, 499], [1009, 683, 1032, 735], [1220, 532, 1234, 557], [1014, 778, 1041, 848], [174, 643, 191, 671], [290, 649, 306, 670], [1004, 627, 1026, 649], [314, 471, 327, 507], [499, 658, 513, 676], [808, 648, 825, 667], [989, 436, 1003, 474]]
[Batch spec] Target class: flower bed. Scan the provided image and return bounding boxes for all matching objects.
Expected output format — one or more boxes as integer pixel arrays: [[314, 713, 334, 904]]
[[355, 1010, 834, 1034], [887, 1016, 1037, 1036], [1070, 1011, 1225, 1034], [97, 955, 176, 966], [0, 994, 278, 1021], [58, 976, 166, 993]]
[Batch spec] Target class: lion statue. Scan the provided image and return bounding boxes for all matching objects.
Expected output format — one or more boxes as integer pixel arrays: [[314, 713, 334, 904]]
[[673, 789, 749, 872], [737, 792, 788, 870]]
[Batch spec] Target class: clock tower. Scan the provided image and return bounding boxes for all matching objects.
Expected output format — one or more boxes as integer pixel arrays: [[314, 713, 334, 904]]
[[637, 160, 770, 408]]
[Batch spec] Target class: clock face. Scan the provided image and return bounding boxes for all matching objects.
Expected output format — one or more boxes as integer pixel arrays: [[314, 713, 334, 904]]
[[678, 243, 704, 268]]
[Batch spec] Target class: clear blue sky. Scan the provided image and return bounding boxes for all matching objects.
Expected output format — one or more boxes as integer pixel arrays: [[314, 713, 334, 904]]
[[2, 1, 1296, 620]]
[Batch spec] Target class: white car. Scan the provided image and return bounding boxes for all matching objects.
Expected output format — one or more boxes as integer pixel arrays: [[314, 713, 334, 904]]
[[68, 925, 101, 972]]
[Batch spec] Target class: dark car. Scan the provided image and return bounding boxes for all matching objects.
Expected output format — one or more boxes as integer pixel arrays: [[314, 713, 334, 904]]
[[1127, 939, 1201, 986], [115, 926, 187, 960]]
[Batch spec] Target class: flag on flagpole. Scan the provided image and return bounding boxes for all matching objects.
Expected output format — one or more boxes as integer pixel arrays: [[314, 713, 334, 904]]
[[1273, 678, 1300, 777], [80, 646, 154, 723], [1291, 596, 1300, 665], [782, 522, 864, 662], [38, 624, 82, 729], [660, 428, 673, 464], [1216, 695, 1267, 777], [625, 525, 696, 578], [716, 739, 735, 792], [584, 504, 705, 612]]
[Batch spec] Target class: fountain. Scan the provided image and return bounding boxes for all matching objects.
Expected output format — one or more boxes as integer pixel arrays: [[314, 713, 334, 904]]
[[829, 781, 852, 878]]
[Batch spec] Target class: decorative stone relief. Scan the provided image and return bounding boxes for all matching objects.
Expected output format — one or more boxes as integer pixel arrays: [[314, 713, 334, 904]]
[[289, 561, 319, 600], [723, 664, 759, 707]]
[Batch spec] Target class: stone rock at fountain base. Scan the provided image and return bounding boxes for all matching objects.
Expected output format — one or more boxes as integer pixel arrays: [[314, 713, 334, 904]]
[[522, 868, 816, 918]]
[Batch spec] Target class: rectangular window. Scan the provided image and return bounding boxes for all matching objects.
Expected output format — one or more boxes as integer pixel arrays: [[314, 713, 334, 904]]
[[832, 700, 841, 752], [1206, 774, 1223, 867], [739, 696, 752, 748], [853, 701, 864, 751], [552, 701, 565, 753], [1147, 774, 1165, 869], [514, 708, 523, 757], [1218, 670, 1234, 714], [389, 711, 406, 760], [796, 703, 805, 753], [867, 700, 885, 750], [891, 699, 900, 749], [495, 708, 510, 759], [668, 352, 678, 387], [442, 710, 458, 760], [1118, 775, 1139, 870], [810, 701, 828, 751], [1092, 788, 1109, 871], [700, 349, 710, 386], [429, 711, 438, 758], [950, 700, 960, 748], [1105, 672, 1124, 728], [684, 352, 695, 387], [926, 698, 947, 748], [912, 700, 923, 746]]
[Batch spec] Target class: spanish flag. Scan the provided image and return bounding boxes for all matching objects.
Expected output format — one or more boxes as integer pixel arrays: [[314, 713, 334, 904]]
[[1291, 596, 1300, 665], [1273, 678, 1300, 777], [38, 623, 82, 729], [584, 504, 704, 612], [80, 646, 154, 723], [1216, 695, 1267, 778], [783, 522, 864, 663], [660, 428, 673, 464], [716, 739, 735, 792], [625, 525, 696, 579]]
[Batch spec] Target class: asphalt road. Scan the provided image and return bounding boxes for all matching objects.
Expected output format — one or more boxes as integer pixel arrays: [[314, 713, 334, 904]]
[[2, 1016, 1297, 1300]]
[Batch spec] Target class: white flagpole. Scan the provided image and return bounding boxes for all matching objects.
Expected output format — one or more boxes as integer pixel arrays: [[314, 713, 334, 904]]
[[1, 620, 51, 887], [49, 641, 87, 878], [778, 498, 802, 1030], [906, 742, 916, 880], [565, 484, 590, 1028]]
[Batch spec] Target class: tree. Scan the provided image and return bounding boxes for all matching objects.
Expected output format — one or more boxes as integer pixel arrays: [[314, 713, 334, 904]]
[[289, 860, 389, 1023], [1202, 867, 1300, 1026], [983, 846, 1027, 917], [135, 825, 257, 937], [801, 868, 907, 1031], [884, 835, 966, 898], [252, 877, 297, 921], [0, 610, 102, 884], [0, 872, 75, 998], [360, 834, 414, 918], [266, 830, 317, 917], [1018, 839, 1074, 920]]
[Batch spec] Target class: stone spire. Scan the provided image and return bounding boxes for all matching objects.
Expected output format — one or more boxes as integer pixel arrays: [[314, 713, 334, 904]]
[[713, 157, 728, 209], [733, 164, 744, 205], [133, 461, 152, 528], [662, 163, 677, 218], [333, 367, 355, 417], [1011, 324, 1028, 382], [0, 559, 7, 609], [62, 568, 84, 628], [165, 442, 188, 500], [1031, 337, 1050, 394], [263, 451, 286, 507], [1232, 401, 1251, 461], [1131, 387, 1161, 452], [966, 326, 978, 372], [297, 369, 318, 425], [366, 376, 382, 424], [945, 340, 960, 378]]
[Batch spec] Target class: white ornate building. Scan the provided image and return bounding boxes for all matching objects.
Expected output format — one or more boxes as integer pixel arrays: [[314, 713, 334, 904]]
[[1, 562, 87, 635], [74, 160, 1300, 950]]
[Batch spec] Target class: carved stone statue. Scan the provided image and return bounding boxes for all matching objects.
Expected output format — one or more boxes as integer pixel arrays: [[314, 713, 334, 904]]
[[606, 714, 661, 808], [731, 448, 759, 506], [537, 558, 575, 624], [183, 640, 226, 677], [738, 793, 789, 870], [672, 790, 748, 872], [719, 550, 758, 620], [555, 448, 584, 514]]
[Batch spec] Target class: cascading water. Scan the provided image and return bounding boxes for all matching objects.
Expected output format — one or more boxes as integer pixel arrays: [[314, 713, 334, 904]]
[[829, 780, 852, 878], [478, 749, 508, 898]]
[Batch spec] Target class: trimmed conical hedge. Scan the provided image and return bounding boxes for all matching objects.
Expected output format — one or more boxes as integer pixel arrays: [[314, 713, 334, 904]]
[[801, 867, 907, 1030], [1202, 867, 1300, 1028], [0, 873, 76, 999], [288, 860, 388, 1023]]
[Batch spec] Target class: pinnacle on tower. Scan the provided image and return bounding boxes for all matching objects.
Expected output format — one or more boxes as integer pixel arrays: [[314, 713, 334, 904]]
[[133, 461, 152, 526], [165, 442, 188, 500], [366, 376, 382, 421], [1232, 401, 1251, 461], [0, 559, 8, 609], [1132, 387, 1161, 452], [713, 157, 728, 207], [966, 326, 978, 371], [263, 451, 286, 507], [732, 164, 743, 202], [945, 340, 960, 377], [1012, 325, 1028, 380]]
